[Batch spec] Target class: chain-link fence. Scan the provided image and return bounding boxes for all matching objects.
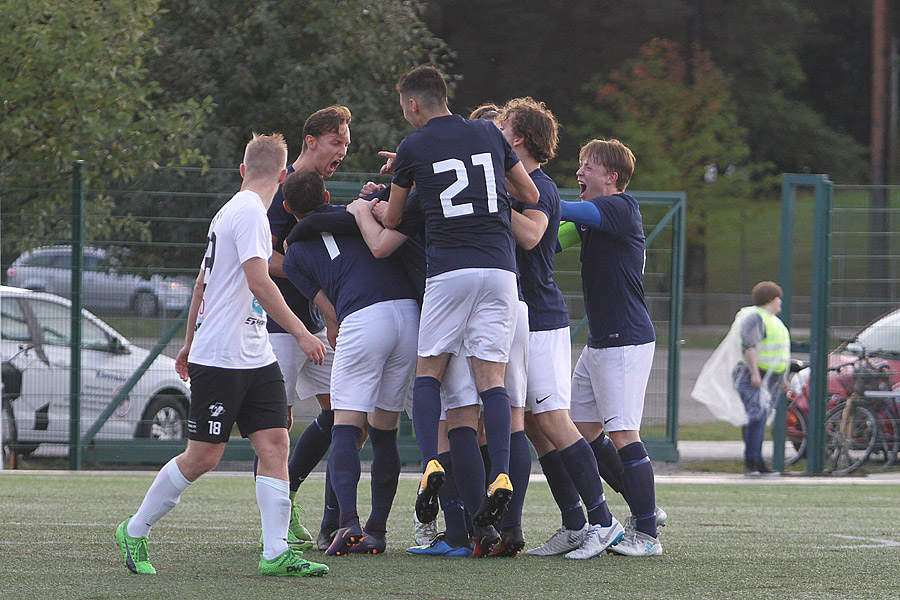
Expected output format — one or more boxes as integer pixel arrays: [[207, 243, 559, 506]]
[[2, 163, 684, 467]]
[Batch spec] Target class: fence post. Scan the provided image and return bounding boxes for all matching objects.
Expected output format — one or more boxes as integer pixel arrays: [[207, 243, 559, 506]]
[[806, 176, 833, 474], [69, 161, 85, 470]]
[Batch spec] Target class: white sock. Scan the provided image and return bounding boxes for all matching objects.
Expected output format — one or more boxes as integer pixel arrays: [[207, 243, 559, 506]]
[[257, 475, 291, 560], [127, 458, 191, 538]]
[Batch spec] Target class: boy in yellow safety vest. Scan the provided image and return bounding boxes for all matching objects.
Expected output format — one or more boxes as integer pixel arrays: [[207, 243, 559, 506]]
[[733, 281, 791, 476]]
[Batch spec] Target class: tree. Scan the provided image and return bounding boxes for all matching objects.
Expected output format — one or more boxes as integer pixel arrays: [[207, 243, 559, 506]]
[[148, 0, 454, 170], [424, 0, 868, 183], [0, 0, 211, 256], [572, 39, 763, 320]]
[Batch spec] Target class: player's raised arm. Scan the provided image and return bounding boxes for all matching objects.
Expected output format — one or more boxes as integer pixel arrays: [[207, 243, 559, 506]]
[[243, 256, 326, 365], [510, 207, 549, 251], [347, 198, 409, 258], [505, 161, 539, 205], [383, 183, 409, 229]]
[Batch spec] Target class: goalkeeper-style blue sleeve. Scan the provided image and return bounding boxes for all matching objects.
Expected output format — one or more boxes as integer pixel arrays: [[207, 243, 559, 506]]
[[560, 200, 603, 228]]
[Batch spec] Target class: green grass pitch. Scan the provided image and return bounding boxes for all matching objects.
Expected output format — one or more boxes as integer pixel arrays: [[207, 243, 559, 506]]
[[2, 472, 899, 600]]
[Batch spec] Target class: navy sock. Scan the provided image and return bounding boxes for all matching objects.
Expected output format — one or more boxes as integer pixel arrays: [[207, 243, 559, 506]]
[[437, 451, 469, 546], [479, 444, 492, 489], [321, 467, 339, 531], [448, 426, 485, 531], [618, 441, 657, 537], [589, 432, 626, 499], [412, 377, 442, 465], [479, 387, 511, 480], [365, 425, 400, 536], [499, 430, 530, 530], [538, 450, 585, 530], [288, 409, 334, 492], [328, 424, 362, 529], [560, 438, 612, 527]]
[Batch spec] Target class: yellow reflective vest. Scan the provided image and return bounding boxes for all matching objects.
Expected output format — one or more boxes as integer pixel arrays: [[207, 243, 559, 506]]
[[753, 307, 790, 374]]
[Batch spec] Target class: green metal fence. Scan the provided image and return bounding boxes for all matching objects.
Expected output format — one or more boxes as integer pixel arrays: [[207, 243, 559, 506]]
[[1, 162, 684, 468], [775, 175, 900, 474]]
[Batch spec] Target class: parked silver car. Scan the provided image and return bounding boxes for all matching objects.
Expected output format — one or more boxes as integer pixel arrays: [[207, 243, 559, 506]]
[[5, 245, 191, 317], [1, 285, 191, 459]]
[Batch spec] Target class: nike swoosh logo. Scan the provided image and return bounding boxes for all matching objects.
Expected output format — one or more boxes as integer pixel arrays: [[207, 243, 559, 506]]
[[603, 417, 616, 424], [536, 395, 551, 404]]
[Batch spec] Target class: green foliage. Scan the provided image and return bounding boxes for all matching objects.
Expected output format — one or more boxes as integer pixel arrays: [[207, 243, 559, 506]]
[[149, 0, 454, 170], [574, 39, 761, 233], [0, 0, 212, 254], [0, 0, 210, 173]]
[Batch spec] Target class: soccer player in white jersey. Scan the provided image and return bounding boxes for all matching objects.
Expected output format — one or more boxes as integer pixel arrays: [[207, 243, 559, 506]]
[[114, 134, 329, 578]]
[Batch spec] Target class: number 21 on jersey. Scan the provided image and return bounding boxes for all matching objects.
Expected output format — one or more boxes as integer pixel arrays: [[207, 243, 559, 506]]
[[433, 152, 498, 218]]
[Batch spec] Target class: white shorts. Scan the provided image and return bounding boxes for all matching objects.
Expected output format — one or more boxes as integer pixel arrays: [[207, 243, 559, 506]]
[[569, 341, 655, 432], [525, 326, 572, 415], [330, 299, 419, 414], [270, 329, 333, 407], [418, 268, 517, 362], [440, 301, 529, 418]]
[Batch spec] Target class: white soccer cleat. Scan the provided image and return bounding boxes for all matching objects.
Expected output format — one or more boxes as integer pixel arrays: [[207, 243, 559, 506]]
[[524, 524, 587, 556], [608, 529, 663, 557], [413, 512, 439, 547], [623, 506, 667, 533], [565, 518, 625, 560]]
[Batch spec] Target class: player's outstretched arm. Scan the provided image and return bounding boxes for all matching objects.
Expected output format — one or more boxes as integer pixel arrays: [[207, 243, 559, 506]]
[[347, 198, 409, 257], [510, 207, 549, 251], [505, 162, 540, 205], [383, 183, 410, 229], [243, 257, 326, 365], [175, 268, 205, 381], [560, 200, 603, 229]]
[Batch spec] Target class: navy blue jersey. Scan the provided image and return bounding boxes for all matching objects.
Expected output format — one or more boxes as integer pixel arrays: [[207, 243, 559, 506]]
[[514, 168, 569, 331], [266, 164, 324, 335], [577, 193, 655, 348], [284, 192, 426, 304], [282, 205, 418, 323], [392, 114, 519, 277]]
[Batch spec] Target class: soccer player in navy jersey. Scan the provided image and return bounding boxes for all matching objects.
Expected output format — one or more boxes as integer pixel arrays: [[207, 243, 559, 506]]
[[265, 106, 385, 551], [281, 170, 419, 556], [484, 98, 624, 559], [560, 138, 663, 556], [381, 65, 539, 542]]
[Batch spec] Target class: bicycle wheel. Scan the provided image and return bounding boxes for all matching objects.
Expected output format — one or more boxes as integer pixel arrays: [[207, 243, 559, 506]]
[[824, 402, 878, 475], [875, 410, 900, 470], [784, 404, 807, 466]]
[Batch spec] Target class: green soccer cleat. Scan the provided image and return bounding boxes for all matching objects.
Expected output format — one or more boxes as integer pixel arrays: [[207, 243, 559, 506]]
[[258, 549, 329, 577], [288, 493, 313, 542], [115, 517, 156, 575], [259, 528, 314, 552]]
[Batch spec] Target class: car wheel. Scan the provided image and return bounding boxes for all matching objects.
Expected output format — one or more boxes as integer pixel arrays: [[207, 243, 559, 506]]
[[132, 291, 159, 317], [2, 399, 17, 469], [137, 394, 188, 440]]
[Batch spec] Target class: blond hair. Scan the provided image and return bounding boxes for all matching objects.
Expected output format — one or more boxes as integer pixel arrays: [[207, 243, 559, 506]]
[[242, 133, 288, 181], [578, 139, 635, 191]]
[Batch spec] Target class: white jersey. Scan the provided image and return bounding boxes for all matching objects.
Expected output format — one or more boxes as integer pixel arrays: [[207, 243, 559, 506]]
[[189, 190, 277, 369]]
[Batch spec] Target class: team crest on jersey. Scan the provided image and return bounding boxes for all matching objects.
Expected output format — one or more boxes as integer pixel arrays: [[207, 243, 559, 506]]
[[251, 298, 264, 315], [209, 402, 225, 417]]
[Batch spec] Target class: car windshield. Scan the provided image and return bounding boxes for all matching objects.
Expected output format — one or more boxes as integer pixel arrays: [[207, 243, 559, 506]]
[[850, 309, 900, 357]]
